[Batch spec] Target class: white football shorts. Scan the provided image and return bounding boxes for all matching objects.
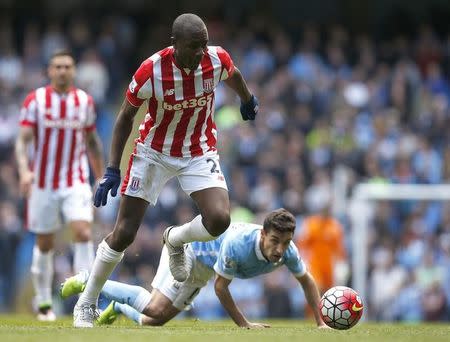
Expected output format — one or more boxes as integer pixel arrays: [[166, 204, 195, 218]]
[[151, 245, 214, 311], [28, 183, 93, 234], [122, 143, 228, 205]]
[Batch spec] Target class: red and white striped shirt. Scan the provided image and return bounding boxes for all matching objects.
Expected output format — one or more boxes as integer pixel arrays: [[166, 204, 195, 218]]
[[20, 85, 96, 190], [126, 46, 235, 157]]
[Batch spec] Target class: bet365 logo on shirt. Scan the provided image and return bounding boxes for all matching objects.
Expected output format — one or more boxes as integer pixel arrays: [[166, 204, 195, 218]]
[[163, 93, 213, 111]]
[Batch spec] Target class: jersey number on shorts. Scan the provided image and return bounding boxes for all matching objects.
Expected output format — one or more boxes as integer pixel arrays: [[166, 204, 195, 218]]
[[207, 158, 220, 174]]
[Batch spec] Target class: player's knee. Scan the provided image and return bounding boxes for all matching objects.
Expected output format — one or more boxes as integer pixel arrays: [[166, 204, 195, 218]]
[[36, 235, 54, 252], [73, 226, 91, 242], [204, 210, 230, 236], [70, 220, 92, 241], [141, 315, 167, 326], [143, 303, 165, 321], [36, 243, 53, 253], [151, 319, 167, 326]]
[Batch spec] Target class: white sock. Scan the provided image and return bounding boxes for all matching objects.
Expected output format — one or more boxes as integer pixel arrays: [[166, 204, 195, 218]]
[[31, 246, 54, 308], [168, 215, 215, 246], [134, 288, 152, 312], [77, 240, 124, 306], [73, 241, 94, 273]]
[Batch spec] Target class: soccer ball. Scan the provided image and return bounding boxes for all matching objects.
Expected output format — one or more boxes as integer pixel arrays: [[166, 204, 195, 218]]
[[319, 286, 363, 330]]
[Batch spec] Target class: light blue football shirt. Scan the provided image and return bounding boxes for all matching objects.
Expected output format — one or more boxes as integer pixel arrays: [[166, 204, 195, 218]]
[[190, 223, 307, 279]]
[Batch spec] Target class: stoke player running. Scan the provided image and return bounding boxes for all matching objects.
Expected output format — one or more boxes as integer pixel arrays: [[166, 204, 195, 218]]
[[73, 13, 258, 327], [62, 209, 327, 329], [15, 50, 104, 321]]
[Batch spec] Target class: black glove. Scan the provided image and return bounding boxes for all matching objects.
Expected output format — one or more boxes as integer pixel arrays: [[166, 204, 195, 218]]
[[94, 167, 121, 207], [240, 95, 259, 121]]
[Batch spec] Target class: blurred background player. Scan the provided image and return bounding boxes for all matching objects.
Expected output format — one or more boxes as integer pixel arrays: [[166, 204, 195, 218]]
[[296, 201, 348, 294], [15, 50, 104, 321], [62, 209, 328, 329], [73, 13, 258, 327], [295, 200, 348, 318]]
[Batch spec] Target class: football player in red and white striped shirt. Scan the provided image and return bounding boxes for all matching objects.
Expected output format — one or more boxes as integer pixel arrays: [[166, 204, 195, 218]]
[[74, 13, 258, 327], [15, 50, 104, 321]]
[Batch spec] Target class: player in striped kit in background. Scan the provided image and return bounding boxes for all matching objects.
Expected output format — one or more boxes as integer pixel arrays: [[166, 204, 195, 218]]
[[15, 50, 104, 321], [72, 13, 259, 327]]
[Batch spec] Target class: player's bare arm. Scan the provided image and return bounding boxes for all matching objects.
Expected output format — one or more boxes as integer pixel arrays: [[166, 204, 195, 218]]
[[224, 67, 258, 121], [15, 125, 34, 197], [85, 130, 105, 180], [224, 67, 252, 103], [92, 99, 140, 207], [214, 274, 270, 329], [296, 272, 329, 328], [108, 100, 140, 168]]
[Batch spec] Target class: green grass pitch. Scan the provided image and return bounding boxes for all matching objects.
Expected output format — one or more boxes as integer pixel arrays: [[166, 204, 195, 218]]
[[1, 315, 449, 342]]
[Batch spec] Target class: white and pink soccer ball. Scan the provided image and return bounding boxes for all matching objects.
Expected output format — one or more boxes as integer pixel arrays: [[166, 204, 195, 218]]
[[319, 286, 363, 330]]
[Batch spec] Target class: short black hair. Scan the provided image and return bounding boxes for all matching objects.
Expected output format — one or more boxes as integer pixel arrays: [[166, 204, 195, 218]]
[[49, 49, 76, 64], [172, 13, 206, 40], [263, 208, 296, 234]]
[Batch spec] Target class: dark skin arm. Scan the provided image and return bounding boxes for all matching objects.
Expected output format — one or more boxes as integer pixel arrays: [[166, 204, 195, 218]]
[[85, 130, 105, 180], [214, 274, 270, 329], [107, 100, 140, 169], [224, 67, 252, 104]]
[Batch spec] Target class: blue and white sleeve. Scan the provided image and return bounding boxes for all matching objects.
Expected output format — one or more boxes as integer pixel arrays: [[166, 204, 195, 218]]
[[213, 239, 238, 279], [285, 242, 307, 277]]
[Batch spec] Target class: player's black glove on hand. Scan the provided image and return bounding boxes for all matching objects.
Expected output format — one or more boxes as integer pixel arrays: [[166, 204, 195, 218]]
[[240, 95, 259, 121], [94, 167, 121, 207]]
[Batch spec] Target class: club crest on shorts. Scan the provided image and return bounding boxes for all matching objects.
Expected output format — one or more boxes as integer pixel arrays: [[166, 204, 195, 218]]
[[203, 78, 214, 93], [129, 176, 141, 193]]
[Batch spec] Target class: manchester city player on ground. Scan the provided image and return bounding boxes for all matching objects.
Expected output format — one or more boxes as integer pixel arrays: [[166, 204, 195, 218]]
[[61, 209, 327, 329]]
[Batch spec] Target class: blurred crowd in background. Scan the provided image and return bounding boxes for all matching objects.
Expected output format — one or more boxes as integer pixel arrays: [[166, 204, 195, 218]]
[[0, 3, 450, 322]]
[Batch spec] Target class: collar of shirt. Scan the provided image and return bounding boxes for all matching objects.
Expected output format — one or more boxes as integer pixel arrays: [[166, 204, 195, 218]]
[[254, 229, 268, 262], [49, 85, 76, 96]]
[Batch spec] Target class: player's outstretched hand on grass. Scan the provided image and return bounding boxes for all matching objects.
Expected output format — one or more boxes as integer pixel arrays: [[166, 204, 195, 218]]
[[242, 322, 271, 329], [94, 167, 121, 207]]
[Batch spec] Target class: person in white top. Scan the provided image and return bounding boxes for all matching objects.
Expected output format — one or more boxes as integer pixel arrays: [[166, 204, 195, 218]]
[[15, 49, 104, 321]]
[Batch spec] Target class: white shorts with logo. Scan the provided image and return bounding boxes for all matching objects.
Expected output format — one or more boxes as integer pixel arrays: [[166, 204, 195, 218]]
[[122, 144, 228, 205], [151, 245, 214, 311], [28, 183, 93, 234]]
